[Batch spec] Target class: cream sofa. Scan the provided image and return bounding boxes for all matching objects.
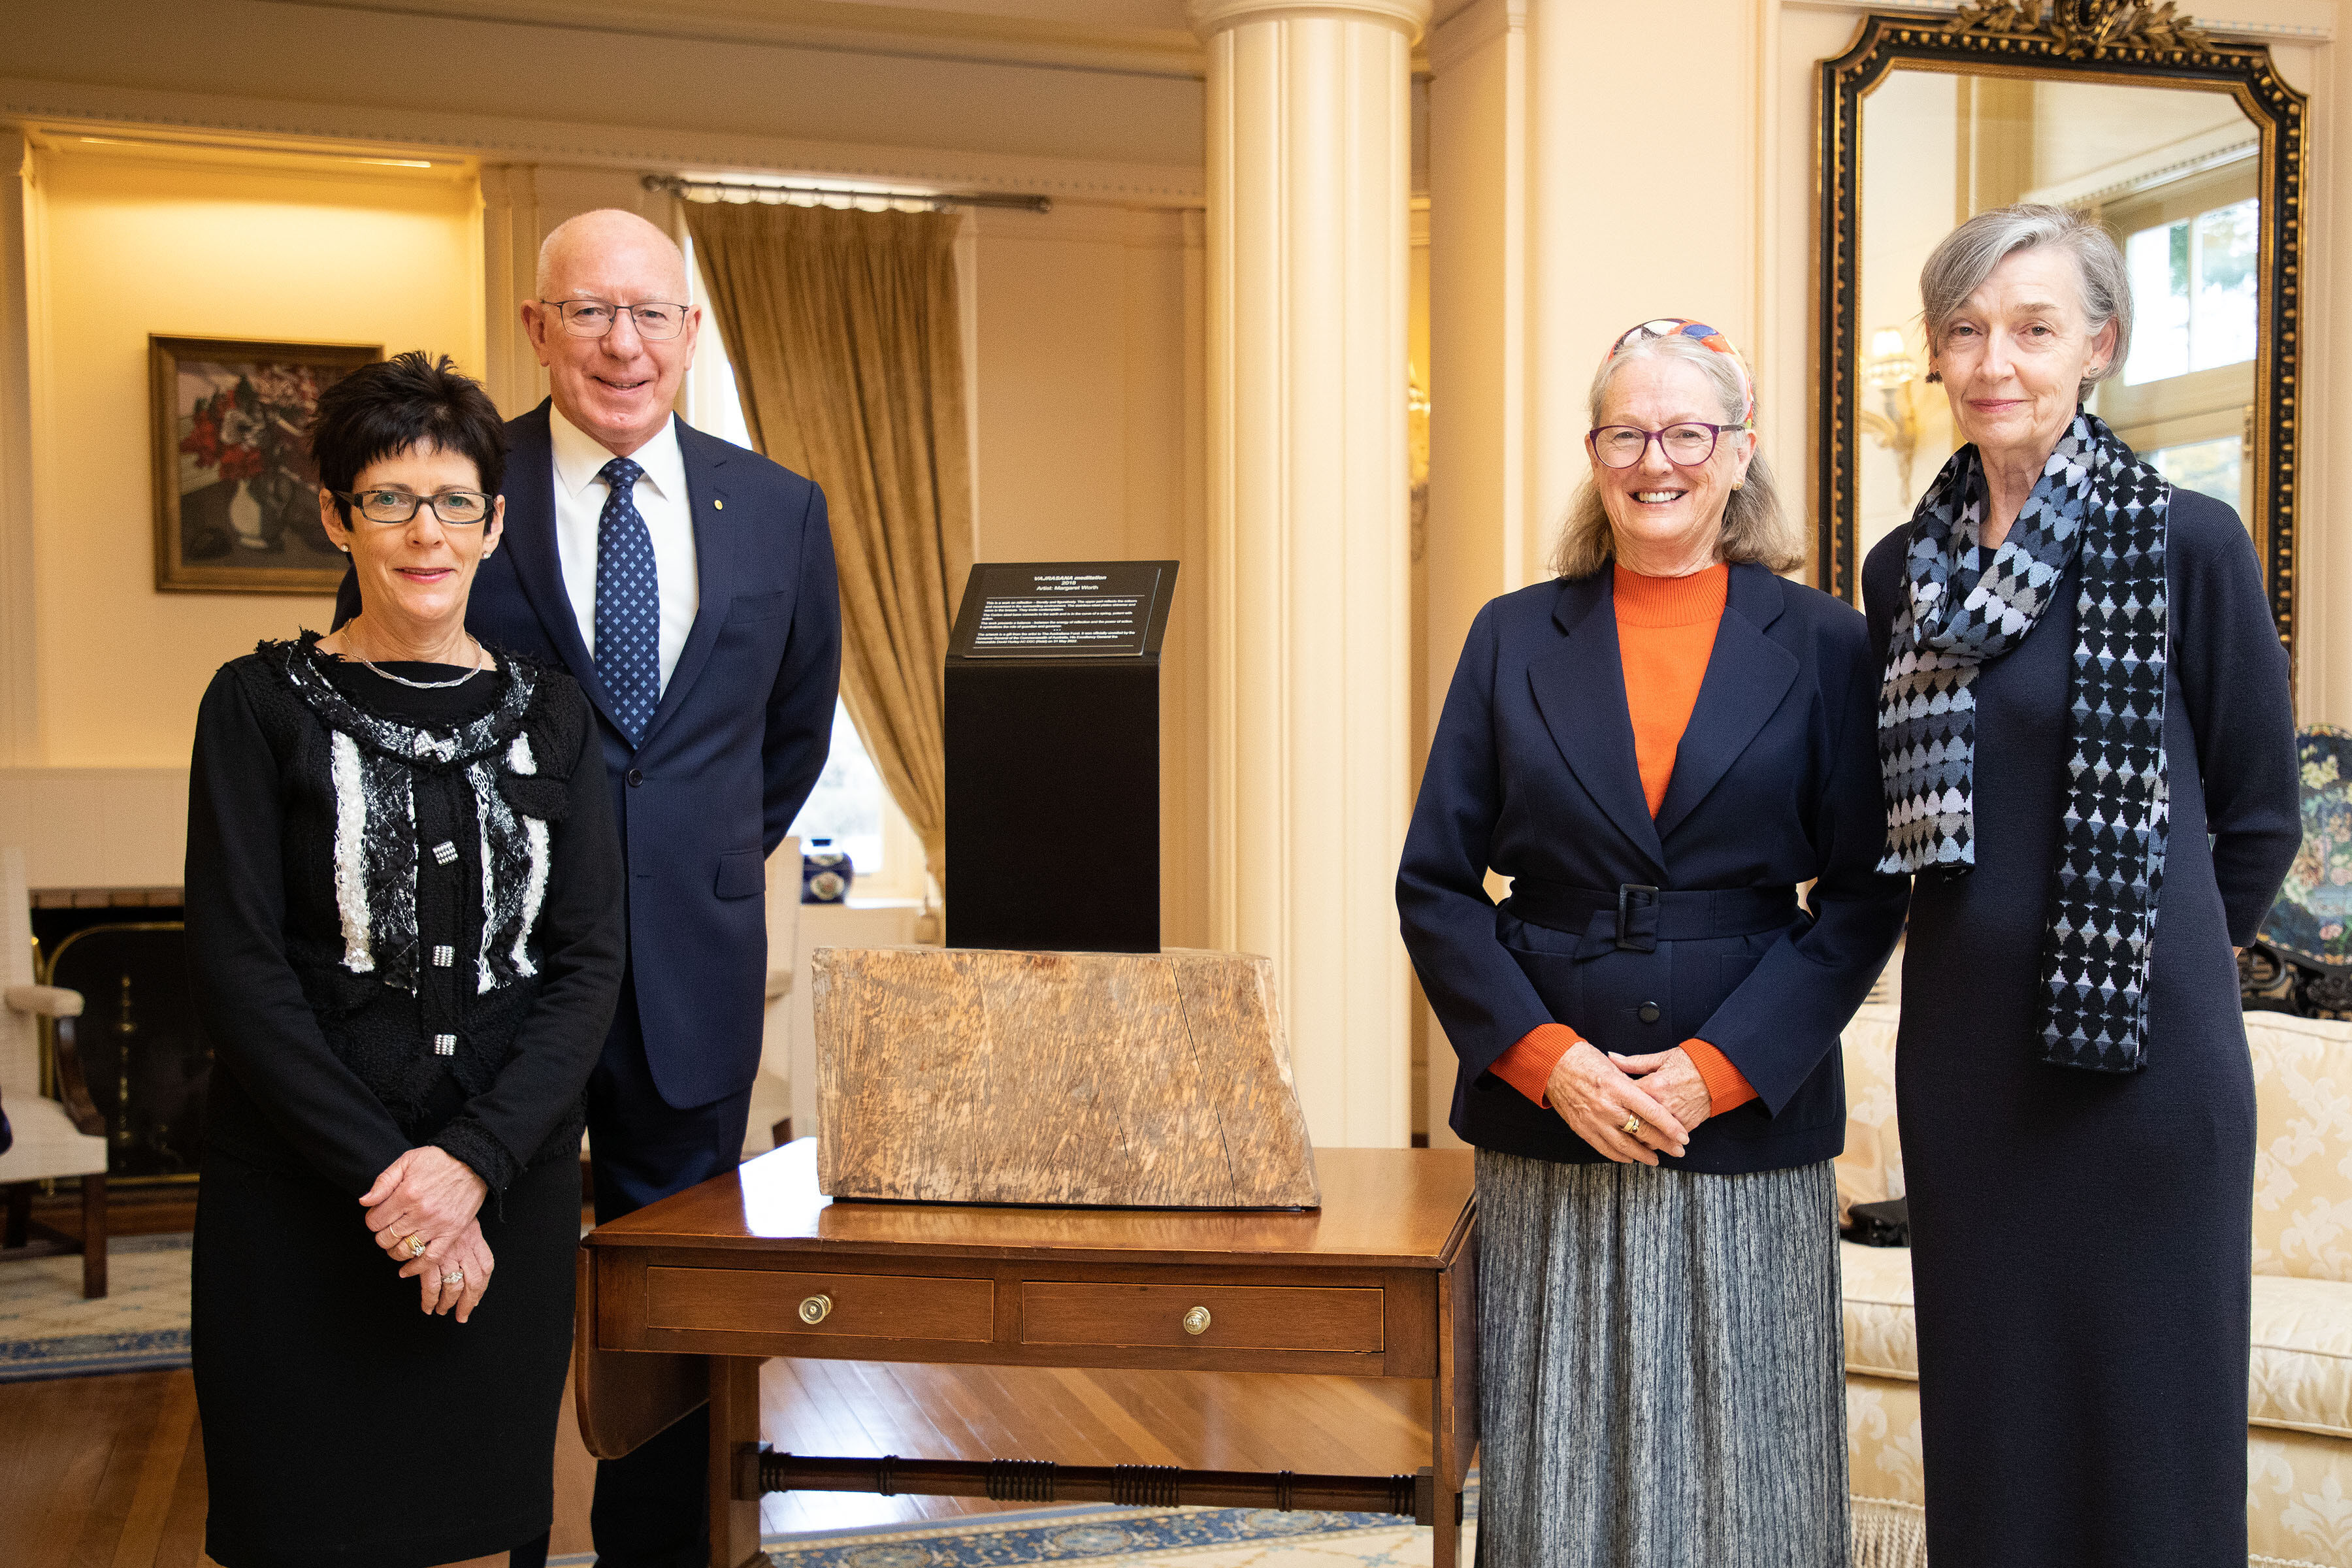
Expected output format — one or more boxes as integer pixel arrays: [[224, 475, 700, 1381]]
[[1838, 1002, 2352, 1568]]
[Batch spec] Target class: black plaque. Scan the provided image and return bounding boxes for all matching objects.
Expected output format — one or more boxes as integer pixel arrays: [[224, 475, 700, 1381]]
[[946, 561, 1177, 954], [949, 561, 1173, 660]]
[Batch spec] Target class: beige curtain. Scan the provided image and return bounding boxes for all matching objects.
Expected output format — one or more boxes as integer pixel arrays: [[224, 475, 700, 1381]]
[[684, 200, 973, 894]]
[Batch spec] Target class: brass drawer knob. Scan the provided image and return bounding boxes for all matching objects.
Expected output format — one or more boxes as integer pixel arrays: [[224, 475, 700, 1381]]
[[1183, 1305, 1212, 1336], [798, 1293, 833, 1326]]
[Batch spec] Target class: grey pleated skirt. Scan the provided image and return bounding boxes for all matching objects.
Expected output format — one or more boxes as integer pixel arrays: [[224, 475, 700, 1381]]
[[1475, 1149, 1848, 1568]]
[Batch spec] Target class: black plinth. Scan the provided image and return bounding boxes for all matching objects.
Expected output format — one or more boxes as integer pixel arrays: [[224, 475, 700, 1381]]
[[945, 561, 1177, 954]]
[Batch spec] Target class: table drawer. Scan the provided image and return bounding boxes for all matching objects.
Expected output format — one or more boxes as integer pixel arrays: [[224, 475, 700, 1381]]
[[644, 1267, 994, 1342], [1020, 1282, 1384, 1352]]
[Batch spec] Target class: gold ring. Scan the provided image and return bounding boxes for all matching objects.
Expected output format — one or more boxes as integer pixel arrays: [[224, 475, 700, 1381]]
[[1622, 1115, 1642, 1137], [405, 1234, 427, 1258]]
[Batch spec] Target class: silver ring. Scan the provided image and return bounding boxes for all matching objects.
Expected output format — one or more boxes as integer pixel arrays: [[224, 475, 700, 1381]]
[[442, 1270, 466, 1284]]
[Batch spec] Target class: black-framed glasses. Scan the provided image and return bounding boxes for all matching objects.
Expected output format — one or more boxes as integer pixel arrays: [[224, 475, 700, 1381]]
[[333, 489, 495, 526], [1587, 422, 1750, 470], [539, 298, 691, 340]]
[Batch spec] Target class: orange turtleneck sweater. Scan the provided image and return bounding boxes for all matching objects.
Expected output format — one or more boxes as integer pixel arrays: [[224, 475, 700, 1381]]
[[1488, 561, 1759, 1117]]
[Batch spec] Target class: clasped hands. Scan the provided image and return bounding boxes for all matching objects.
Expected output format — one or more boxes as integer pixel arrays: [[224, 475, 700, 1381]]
[[361, 1146, 495, 1322], [1542, 1041, 1713, 1165]]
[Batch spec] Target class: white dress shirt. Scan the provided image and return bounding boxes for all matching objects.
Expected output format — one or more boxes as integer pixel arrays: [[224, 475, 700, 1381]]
[[549, 404, 700, 693]]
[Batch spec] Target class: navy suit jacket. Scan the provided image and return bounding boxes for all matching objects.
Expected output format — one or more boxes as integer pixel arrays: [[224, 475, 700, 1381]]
[[336, 401, 841, 1108], [1397, 563, 1908, 1173]]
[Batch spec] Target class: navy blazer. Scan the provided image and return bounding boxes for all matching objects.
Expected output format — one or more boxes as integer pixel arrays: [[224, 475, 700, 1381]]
[[1397, 563, 1908, 1173], [336, 401, 841, 1109]]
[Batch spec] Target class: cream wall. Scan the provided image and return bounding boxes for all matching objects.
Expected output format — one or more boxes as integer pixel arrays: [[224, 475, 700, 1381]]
[[27, 144, 483, 766], [965, 203, 1209, 947]]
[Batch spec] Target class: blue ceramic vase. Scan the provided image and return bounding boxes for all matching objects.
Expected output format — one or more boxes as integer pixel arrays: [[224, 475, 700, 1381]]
[[801, 838, 855, 904]]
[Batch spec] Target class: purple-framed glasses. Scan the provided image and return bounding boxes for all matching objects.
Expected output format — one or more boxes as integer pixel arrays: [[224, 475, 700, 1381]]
[[1587, 422, 1749, 470]]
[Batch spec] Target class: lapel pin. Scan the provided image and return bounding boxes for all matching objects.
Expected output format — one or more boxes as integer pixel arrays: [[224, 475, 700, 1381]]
[[714, 498, 725, 510]]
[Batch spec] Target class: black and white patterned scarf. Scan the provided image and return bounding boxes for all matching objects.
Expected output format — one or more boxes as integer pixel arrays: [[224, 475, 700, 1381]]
[[1877, 410, 2173, 1072], [278, 640, 555, 998]]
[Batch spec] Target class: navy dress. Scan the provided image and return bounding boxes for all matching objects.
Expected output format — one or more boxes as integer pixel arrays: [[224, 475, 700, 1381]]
[[1862, 487, 2299, 1568]]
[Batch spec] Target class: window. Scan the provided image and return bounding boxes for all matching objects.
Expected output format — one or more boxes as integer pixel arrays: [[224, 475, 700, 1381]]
[[790, 704, 887, 880], [2091, 171, 2259, 529], [2148, 434, 2243, 512], [682, 231, 928, 900], [2123, 198, 2259, 385]]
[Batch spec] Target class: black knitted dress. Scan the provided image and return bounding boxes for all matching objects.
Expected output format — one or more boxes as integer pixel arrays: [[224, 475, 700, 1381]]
[[184, 636, 623, 1568], [1862, 492, 2299, 1567]]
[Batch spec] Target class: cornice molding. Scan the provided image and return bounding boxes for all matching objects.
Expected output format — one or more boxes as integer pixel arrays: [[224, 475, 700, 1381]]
[[0, 75, 1208, 206], [1188, 0, 1432, 43], [263, 0, 1209, 80], [1426, 0, 1523, 74]]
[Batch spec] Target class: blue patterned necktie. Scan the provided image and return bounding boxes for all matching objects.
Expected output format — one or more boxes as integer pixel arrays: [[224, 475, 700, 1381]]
[[593, 456, 660, 743]]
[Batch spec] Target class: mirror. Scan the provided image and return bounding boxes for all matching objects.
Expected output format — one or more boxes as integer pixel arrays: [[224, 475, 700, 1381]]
[[1817, 6, 2309, 662]]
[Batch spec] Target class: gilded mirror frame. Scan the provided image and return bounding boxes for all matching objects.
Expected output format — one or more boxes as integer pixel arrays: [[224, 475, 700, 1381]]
[[1816, 5, 2309, 661]]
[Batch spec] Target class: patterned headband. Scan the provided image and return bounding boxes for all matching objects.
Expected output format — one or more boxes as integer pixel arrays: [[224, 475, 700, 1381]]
[[1605, 318, 1756, 424]]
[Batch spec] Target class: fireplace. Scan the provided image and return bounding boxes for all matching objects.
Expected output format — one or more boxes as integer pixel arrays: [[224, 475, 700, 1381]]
[[31, 889, 207, 1186]]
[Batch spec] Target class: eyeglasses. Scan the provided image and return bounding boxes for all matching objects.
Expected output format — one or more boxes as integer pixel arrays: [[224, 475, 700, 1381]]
[[539, 298, 691, 340], [1587, 422, 1750, 470], [333, 488, 495, 526]]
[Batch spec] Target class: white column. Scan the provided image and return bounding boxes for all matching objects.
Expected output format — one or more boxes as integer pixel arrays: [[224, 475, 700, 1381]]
[[478, 164, 547, 419], [1193, 0, 1428, 1149], [0, 132, 41, 765]]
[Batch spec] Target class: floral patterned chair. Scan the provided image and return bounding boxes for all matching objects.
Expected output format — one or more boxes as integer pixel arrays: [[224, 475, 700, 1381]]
[[1838, 1002, 2352, 1568]]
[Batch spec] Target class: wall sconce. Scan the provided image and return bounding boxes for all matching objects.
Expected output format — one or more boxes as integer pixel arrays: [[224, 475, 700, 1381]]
[[1407, 364, 1431, 563], [1407, 364, 1431, 489], [1859, 327, 1923, 504]]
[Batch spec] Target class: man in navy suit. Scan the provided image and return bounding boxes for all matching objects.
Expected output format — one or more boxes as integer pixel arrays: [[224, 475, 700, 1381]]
[[336, 208, 839, 1567]]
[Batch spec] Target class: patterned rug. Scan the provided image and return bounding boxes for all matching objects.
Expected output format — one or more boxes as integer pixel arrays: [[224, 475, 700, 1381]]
[[0, 1232, 192, 1382], [549, 1493, 1480, 1568]]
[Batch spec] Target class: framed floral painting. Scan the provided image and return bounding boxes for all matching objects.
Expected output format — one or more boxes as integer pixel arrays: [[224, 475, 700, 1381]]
[[149, 335, 381, 593]]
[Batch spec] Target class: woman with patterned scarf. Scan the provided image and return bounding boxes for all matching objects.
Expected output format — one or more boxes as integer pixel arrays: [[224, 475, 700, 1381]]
[[1865, 204, 2299, 1567], [184, 353, 623, 1568]]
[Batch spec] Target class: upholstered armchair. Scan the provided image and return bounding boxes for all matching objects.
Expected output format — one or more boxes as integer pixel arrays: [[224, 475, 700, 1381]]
[[0, 847, 108, 1298]]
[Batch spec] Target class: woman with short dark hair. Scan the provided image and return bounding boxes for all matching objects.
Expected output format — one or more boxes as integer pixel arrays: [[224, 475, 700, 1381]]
[[1866, 204, 2299, 1565], [186, 351, 623, 1568]]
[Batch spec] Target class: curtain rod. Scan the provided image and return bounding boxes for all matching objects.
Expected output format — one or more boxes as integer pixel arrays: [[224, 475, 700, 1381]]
[[642, 172, 1050, 213]]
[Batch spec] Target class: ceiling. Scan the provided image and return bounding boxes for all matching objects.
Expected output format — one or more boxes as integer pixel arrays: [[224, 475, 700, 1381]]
[[265, 0, 1207, 77]]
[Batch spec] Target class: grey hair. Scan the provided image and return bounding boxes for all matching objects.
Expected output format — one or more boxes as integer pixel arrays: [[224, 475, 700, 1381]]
[[1920, 203, 2133, 402], [1549, 333, 1801, 580]]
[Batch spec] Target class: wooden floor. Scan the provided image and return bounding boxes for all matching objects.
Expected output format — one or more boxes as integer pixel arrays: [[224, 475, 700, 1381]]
[[1, 1323, 1432, 1567]]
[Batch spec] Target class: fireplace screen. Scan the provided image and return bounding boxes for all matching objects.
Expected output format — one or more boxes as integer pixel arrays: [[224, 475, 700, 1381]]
[[44, 922, 210, 1182]]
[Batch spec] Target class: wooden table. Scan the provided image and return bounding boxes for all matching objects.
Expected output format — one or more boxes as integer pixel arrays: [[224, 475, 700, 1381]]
[[576, 1140, 1478, 1568]]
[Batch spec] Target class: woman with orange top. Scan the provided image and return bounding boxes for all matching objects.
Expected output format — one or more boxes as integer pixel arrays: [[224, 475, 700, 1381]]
[[1398, 318, 1909, 1567]]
